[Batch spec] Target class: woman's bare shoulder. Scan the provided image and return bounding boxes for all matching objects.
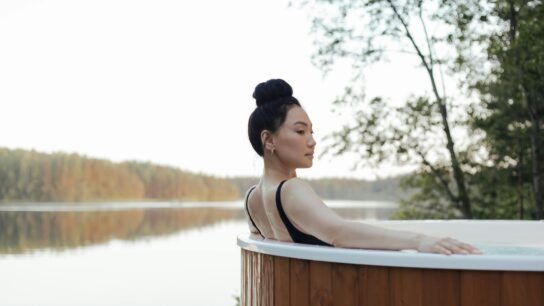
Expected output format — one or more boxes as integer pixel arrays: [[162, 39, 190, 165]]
[[244, 184, 258, 197], [281, 178, 321, 207], [281, 178, 314, 192]]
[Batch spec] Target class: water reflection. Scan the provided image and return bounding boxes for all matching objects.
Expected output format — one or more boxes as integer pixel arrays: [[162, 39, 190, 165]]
[[0, 201, 396, 306], [0, 202, 396, 254], [0, 207, 242, 254]]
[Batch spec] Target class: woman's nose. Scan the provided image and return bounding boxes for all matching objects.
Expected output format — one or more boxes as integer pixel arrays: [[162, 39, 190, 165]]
[[308, 134, 316, 147]]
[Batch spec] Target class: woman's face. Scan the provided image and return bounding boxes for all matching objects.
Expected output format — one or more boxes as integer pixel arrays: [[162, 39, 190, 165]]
[[274, 106, 316, 168]]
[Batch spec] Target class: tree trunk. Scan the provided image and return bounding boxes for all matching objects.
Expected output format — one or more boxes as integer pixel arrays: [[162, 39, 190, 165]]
[[517, 136, 525, 219], [529, 114, 543, 219], [387, 0, 472, 218], [508, 0, 542, 219], [437, 102, 472, 218]]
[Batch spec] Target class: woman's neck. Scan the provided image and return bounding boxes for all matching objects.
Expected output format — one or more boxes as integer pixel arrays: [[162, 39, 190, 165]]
[[262, 158, 296, 183]]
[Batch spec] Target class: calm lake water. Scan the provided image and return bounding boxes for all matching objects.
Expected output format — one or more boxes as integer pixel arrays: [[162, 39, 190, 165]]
[[0, 200, 397, 306]]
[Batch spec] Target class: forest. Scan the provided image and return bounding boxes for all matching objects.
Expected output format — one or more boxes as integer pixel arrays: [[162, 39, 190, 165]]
[[0, 147, 239, 202], [0, 147, 401, 203]]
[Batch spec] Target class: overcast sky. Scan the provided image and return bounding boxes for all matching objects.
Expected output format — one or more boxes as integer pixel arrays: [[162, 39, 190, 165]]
[[0, 0, 437, 180]]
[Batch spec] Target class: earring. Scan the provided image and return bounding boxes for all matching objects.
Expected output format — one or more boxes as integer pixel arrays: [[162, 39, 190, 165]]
[[271, 148, 275, 155]]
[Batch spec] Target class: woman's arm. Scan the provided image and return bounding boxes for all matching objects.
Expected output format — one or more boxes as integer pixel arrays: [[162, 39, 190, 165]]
[[281, 179, 481, 255]]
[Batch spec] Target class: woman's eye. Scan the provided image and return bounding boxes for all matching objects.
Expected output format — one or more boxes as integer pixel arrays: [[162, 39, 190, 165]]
[[297, 130, 305, 135]]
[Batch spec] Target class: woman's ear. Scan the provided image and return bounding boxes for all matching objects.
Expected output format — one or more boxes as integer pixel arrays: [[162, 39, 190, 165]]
[[261, 130, 275, 154]]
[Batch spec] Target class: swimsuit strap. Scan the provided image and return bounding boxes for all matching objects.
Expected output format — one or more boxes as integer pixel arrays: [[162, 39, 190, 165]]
[[244, 185, 261, 235], [275, 180, 331, 246]]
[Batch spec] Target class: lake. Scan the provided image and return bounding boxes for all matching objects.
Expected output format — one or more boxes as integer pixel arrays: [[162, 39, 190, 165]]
[[0, 200, 397, 306]]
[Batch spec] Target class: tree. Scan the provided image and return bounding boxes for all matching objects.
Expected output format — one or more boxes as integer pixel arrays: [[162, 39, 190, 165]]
[[293, 0, 474, 218], [449, 0, 544, 219]]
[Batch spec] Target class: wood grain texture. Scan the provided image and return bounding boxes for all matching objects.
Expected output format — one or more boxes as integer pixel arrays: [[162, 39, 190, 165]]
[[502, 271, 544, 306], [241, 250, 247, 306], [248, 251, 255, 306], [460, 270, 500, 306], [359, 266, 390, 306], [241, 250, 543, 306], [422, 269, 460, 306], [290, 259, 310, 306], [274, 256, 290, 306], [390, 267, 423, 306], [248, 252, 258, 306], [255, 253, 262, 306], [310, 261, 333, 306], [260, 254, 274, 306], [332, 263, 358, 306]]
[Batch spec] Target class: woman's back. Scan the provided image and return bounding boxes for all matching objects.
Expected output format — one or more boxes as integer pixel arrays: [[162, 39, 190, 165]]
[[245, 180, 291, 241], [245, 178, 333, 246]]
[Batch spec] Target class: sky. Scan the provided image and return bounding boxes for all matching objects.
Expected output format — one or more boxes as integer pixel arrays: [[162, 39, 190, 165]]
[[0, 0, 437, 180]]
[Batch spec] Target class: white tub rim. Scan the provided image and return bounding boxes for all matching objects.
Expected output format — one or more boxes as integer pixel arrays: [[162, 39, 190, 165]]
[[237, 220, 544, 272]]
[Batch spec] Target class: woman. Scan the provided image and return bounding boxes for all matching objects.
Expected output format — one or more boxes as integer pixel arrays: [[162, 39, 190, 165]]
[[245, 78, 482, 255]]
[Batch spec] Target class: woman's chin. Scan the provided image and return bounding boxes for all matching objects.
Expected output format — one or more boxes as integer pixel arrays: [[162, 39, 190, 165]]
[[300, 161, 313, 168]]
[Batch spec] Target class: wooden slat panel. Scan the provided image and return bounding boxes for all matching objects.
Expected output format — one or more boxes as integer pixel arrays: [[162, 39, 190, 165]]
[[260, 254, 274, 306], [258, 253, 263, 306], [241, 250, 246, 306], [255, 253, 261, 306], [274, 256, 290, 306], [310, 261, 333, 306], [359, 266, 389, 306], [250, 251, 254, 306], [390, 267, 423, 306], [252, 253, 257, 306], [244, 252, 544, 306], [422, 269, 459, 306], [460, 270, 500, 306], [247, 252, 255, 306], [332, 263, 358, 306], [290, 258, 310, 306], [502, 271, 544, 306], [244, 250, 251, 306]]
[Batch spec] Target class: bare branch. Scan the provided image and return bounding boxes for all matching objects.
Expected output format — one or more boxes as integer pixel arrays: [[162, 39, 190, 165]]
[[386, 0, 433, 75], [416, 150, 460, 208]]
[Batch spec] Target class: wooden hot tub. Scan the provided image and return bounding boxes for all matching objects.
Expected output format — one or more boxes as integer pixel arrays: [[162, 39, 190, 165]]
[[238, 220, 544, 306]]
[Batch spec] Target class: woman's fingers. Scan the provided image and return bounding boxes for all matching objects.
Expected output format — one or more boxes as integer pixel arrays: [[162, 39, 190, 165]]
[[458, 242, 482, 254], [417, 235, 483, 255], [440, 238, 481, 255], [439, 240, 466, 254], [434, 244, 452, 255]]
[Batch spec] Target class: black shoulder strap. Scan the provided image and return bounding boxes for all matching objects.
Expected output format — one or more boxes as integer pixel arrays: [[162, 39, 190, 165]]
[[276, 180, 301, 237], [275, 179, 332, 246], [244, 186, 261, 235]]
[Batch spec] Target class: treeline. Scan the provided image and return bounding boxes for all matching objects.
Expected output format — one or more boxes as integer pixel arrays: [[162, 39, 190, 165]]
[[0, 148, 239, 202], [229, 176, 408, 201], [0, 147, 407, 203]]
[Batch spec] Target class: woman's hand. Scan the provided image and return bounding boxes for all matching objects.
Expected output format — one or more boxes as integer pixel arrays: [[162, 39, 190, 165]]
[[416, 235, 483, 255]]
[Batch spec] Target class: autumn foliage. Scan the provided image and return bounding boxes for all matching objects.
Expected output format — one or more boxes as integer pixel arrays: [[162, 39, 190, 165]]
[[0, 148, 240, 202]]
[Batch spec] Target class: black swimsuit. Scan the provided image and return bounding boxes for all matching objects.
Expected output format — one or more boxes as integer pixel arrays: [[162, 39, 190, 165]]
[[245, 180, 332, 246], [244, 185, 261, 235]]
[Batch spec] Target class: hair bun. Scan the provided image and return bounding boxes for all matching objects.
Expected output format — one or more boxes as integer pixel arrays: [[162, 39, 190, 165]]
[[252, 79, 293, 107]]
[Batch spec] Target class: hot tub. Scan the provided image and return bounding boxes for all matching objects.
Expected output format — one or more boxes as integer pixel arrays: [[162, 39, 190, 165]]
[[237, 220, 544, 306]]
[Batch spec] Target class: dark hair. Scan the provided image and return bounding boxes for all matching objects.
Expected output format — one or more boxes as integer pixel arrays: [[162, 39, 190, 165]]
[[248, 79, 301, 156]]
